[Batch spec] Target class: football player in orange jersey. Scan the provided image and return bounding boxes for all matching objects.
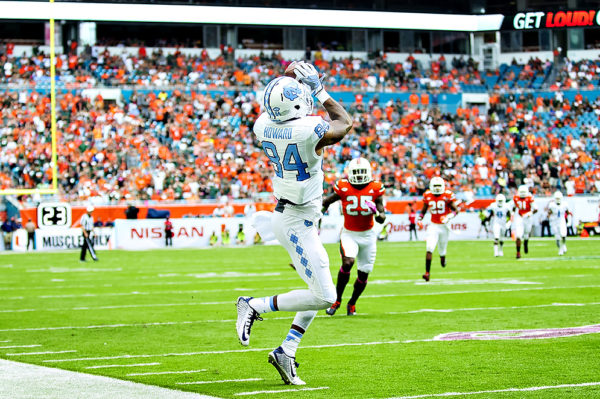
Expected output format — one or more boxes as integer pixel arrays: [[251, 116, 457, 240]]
[[321, 158, 386, 316], [418, 177, 459, 282], [511, 185, 537, 259]]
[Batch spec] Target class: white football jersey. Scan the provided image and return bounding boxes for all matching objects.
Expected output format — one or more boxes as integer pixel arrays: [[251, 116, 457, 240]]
[[549, 202, 568, 224], [253, 112, 330, 205], [487, 202, 511, 226]]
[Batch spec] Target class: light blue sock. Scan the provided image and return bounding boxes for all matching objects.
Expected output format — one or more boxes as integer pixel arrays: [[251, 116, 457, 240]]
[[248, 296, 277, 314], [281, 328, 303, 357]]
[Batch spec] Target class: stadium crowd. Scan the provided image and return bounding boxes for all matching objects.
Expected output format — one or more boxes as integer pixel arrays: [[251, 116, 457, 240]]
[[2, 79, 599, 204], [0, 47, 490, 92]]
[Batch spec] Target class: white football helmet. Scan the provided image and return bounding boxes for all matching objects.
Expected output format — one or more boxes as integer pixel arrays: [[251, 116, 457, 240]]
[[553, 191, 563, 204], [429, 177, 445, 195], [347, 157, 372, 185], [496, 194, 506, 206], [263, 76, 313, 122], [517, 185, 529, 198]]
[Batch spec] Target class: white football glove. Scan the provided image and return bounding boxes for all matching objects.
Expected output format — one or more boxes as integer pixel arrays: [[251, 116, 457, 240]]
[[294, 62, 324, 96]]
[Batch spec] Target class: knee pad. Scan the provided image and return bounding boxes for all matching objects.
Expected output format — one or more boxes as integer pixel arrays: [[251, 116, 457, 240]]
[[341, 260, 354, 273]]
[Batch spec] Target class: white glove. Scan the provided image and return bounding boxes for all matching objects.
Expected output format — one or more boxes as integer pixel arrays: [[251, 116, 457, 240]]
[[294, 62, 324, 96], [441, 213, 456, 225]]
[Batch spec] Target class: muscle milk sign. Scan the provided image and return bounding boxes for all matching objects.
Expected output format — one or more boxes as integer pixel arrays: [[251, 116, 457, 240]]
[[509, 10, 600, 30]]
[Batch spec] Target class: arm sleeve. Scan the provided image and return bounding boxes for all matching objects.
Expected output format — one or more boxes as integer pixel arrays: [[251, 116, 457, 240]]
[[333, 180, 343, 197], [307, 116, 331, 149], [375, 182, 386, 198]]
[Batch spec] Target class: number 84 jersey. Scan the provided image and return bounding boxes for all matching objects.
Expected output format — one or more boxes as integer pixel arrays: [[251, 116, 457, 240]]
[[334, 179, 385, 232], [254, 113, 330, 204], [423, 189, 457, 224]]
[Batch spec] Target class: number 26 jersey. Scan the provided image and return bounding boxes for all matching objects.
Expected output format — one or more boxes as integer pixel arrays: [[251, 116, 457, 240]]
[[254, 113, 330, 205], [423, 190, 457, 224]]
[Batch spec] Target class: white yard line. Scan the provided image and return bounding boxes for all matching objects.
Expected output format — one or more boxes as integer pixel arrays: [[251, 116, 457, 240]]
[[26, 268, 123, 273], [35, 287, 254, 299], [0, 340, 11, 343], [127, 369, 207, 376], [177, 378, 262, 385], [389, 381, 600, 398], [0, 321, 207, 332], [235, 387, 329, 396], [0, 301, 231, 313], [5, 300, 600, 333], [0, 345, 41, 349], [386, 302, 600, 315], [42, 339, 434, 363], [85, 362, 160, 369], [364, 284, 600, 299], [6, 350, 77, 356], [0, 358, 219, 399], [4, 285, 599, 314]]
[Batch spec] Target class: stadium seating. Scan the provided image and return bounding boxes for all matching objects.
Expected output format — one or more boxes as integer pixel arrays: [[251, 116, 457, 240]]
[[1, 51, 599, 202]]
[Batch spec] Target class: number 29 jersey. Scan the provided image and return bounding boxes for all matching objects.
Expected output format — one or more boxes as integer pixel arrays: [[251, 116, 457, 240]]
[[423, 190, 457, 224], [334, 179, 385, 232], [253, 113, 330, 205]]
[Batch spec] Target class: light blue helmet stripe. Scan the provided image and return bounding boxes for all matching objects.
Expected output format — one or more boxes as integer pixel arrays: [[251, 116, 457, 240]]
[[264, 77, 283, 120]]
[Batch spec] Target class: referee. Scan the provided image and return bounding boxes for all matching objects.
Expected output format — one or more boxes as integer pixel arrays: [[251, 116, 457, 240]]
[[80, 206, 98, 262]]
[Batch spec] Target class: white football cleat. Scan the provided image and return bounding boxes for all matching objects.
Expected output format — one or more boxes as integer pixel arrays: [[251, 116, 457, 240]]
[[268, 346, 305, 385], [236, 296, 262, 346], [499, 249, 504, 257]]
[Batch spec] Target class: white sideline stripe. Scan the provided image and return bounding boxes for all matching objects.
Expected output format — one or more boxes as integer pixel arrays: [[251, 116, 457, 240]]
[[127, 369, 207, 376], [0, 359, 219, 399], [235, 387, 330, 396], [6, 350, 77, 356], [177, 378, 262, 385], [7, 300, 600, 333], [364, 284, 600, 299], [0, 340, 11, 343], [0, 301, 231, 313], [389, 381, 600, 398], [85, 362, 161, 369], [42, 339, 434, 363], [386, 302, 600, 315], [0, 345, 41, 349]]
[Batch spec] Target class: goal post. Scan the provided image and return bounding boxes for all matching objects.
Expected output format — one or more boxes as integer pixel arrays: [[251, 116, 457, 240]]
[[0, 0, 58, 196]]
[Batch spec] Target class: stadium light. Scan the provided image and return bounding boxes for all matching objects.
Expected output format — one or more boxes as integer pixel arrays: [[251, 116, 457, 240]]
[[0, 1, 504, 32]]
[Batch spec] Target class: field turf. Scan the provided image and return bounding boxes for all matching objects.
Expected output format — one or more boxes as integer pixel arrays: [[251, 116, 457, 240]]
[[1, 239, 599, 398]]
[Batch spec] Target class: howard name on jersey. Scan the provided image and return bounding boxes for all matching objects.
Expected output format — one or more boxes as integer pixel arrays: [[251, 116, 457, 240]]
[[253, 113, 330, 205], [334, 179, 385, 232], [513, 194, 534, 216], [423, 190, 456, 224]]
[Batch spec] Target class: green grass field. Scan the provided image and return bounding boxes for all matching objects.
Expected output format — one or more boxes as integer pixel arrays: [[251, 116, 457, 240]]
[[1, 239, 599, 398]]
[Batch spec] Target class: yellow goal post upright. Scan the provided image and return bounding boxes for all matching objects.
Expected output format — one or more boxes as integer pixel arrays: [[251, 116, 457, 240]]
[[0, 0, 58, 196]]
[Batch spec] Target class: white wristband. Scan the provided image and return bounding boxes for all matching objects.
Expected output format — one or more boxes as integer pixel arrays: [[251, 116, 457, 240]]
[[316, 89, 331, 104]]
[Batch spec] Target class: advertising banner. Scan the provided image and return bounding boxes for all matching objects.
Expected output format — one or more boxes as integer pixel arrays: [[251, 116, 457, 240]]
[[113, 218, 258, 250], [12, 227, 114, 252], [503, 10, 600, 30]]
